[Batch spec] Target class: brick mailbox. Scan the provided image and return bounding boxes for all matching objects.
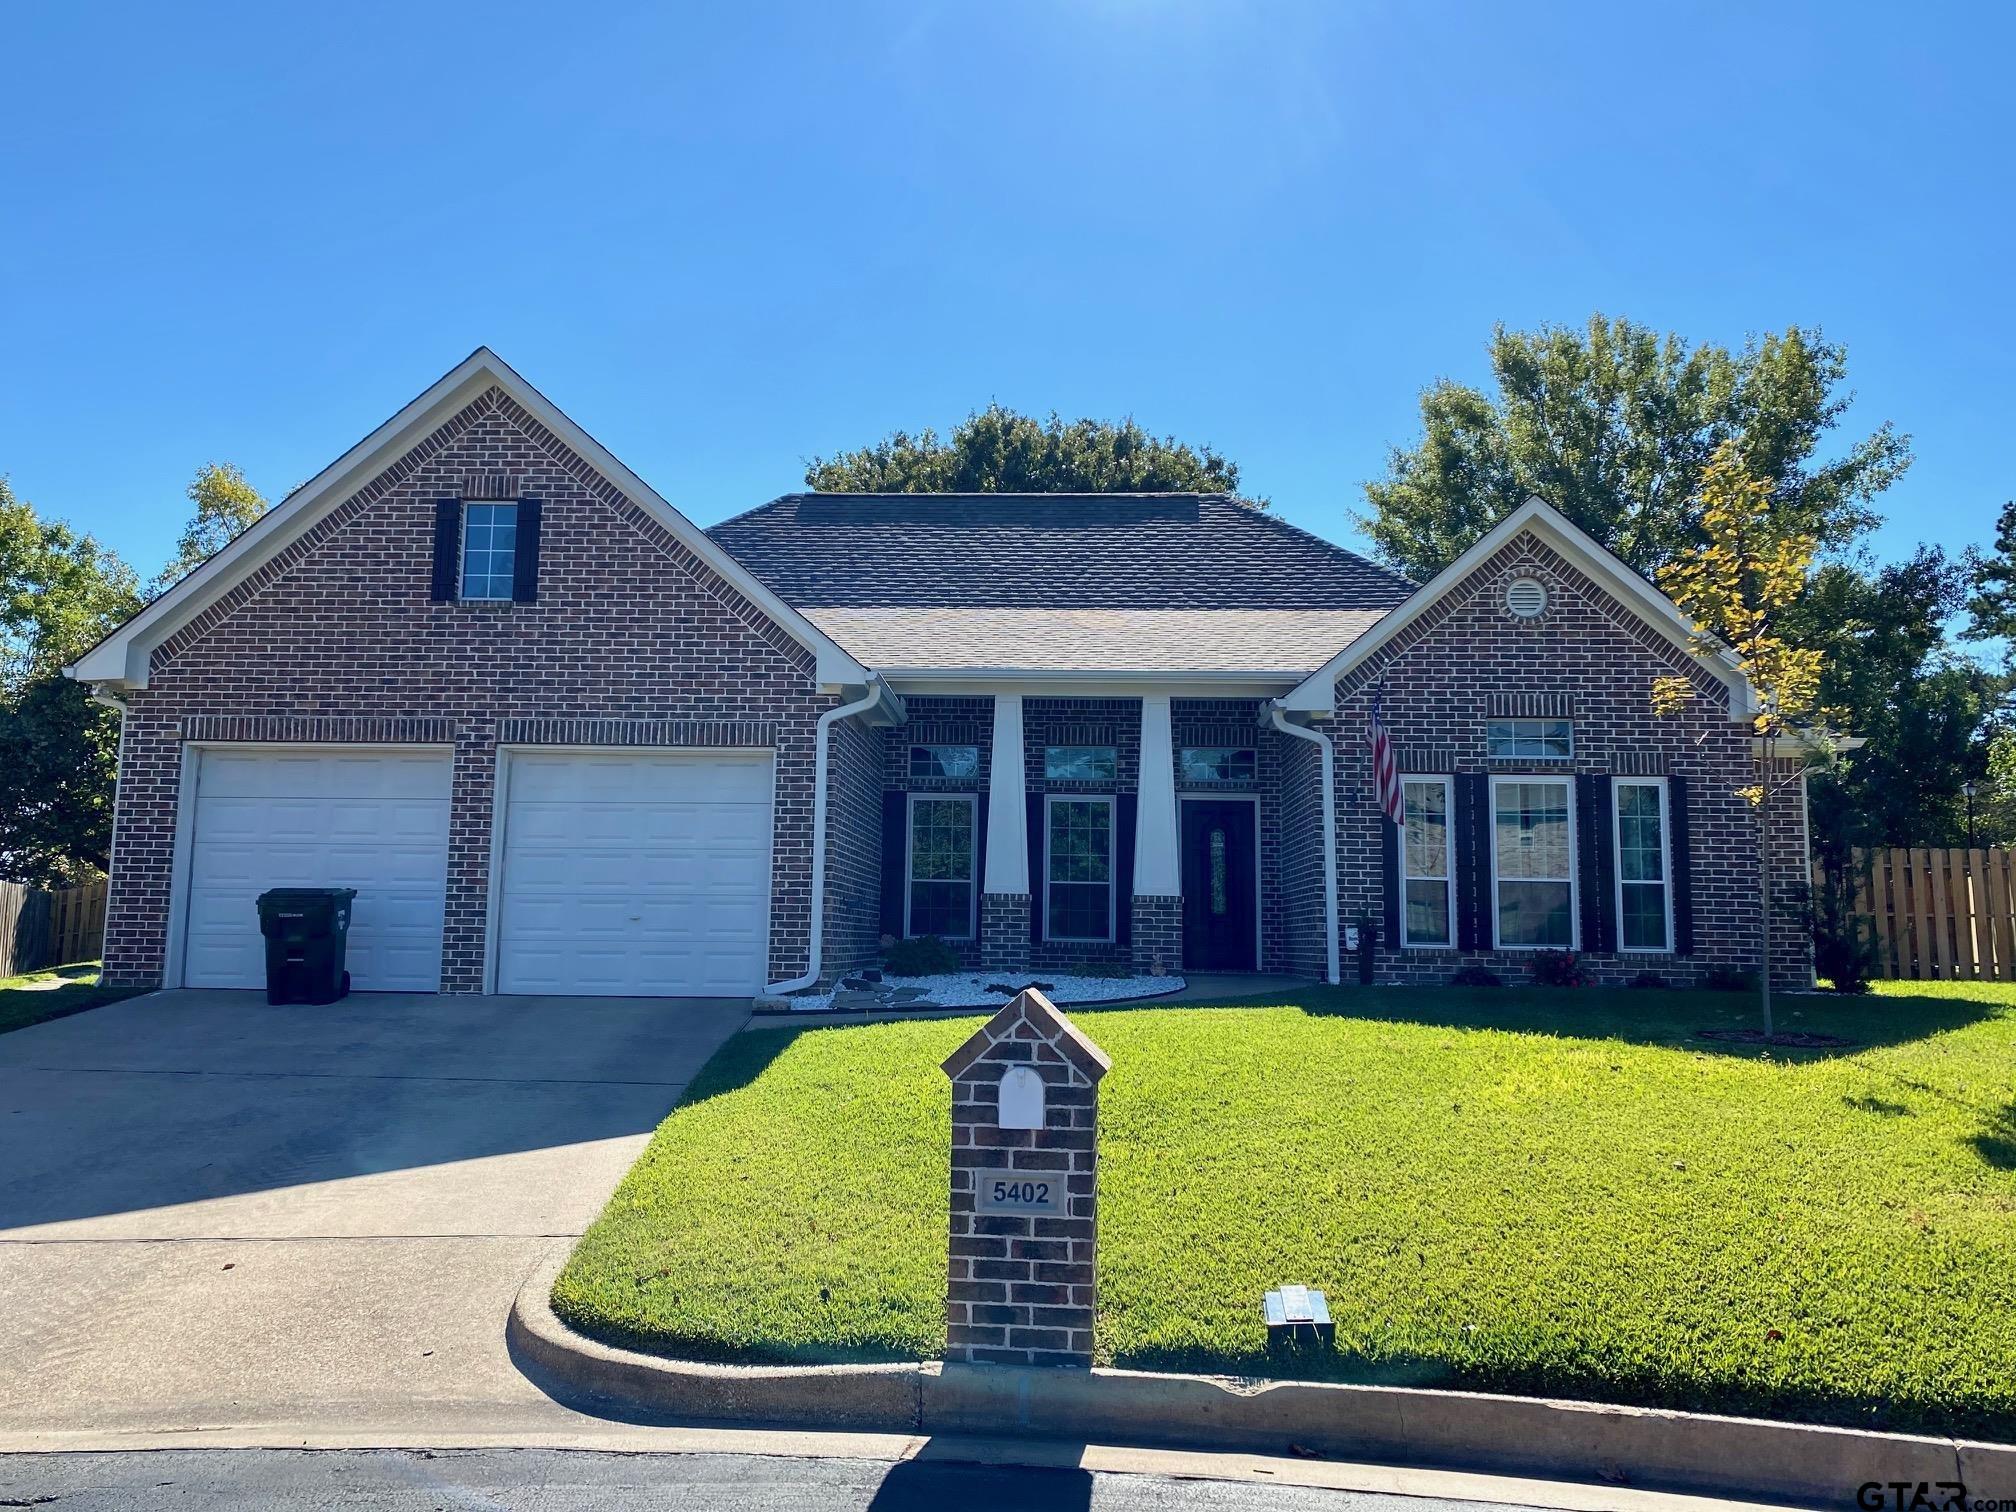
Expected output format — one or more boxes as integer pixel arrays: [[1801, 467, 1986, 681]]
[[941, 988, 1111, 1369]]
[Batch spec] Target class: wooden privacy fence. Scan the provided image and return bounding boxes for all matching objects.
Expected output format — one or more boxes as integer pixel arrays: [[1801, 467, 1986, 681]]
[[1830, 846, 2016, 981], [0, 878, 108, 977]]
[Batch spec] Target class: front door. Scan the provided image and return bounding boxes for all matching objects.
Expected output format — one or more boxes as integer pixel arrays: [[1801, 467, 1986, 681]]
[[1180, 800, 1257, 971]]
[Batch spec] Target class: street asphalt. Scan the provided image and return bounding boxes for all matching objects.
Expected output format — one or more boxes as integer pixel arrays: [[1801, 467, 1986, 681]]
[[0, 1449, 1568, 1510]]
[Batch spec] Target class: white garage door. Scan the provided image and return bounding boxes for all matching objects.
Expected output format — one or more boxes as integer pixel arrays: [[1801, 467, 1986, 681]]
[[495, 751, 772, 997], [181, 748, 452, 992]]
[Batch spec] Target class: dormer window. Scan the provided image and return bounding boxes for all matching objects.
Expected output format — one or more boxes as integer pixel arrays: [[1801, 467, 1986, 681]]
[[460, 502, 519, 600]]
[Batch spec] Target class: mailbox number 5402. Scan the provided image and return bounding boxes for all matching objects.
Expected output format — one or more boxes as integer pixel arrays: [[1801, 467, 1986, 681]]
[[990, 1179, 1049, 1205]]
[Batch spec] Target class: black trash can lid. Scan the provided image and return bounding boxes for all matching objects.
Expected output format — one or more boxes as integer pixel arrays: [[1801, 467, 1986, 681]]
[[256, 887, 358, 908]]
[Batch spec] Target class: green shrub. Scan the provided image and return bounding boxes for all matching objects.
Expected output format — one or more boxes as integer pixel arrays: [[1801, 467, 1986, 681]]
[[1627, 971, 1671, 989], [1449, 965, 1503, 987], [1530, 949, 1589, 988], [1810, 878, 1880, 994], [882, 935, 962, 977]]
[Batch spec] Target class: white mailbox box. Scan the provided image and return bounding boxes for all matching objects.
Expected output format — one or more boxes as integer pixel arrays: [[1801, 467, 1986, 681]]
[[998, 1064, 1045, 1130]]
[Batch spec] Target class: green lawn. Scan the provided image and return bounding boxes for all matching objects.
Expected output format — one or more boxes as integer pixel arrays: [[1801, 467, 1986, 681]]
[[553, 982, 2016, 1440], [0, 962, 143, 1035]]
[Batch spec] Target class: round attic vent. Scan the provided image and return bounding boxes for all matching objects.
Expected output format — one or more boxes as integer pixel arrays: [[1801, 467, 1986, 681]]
[[1505, 577, 1548, 618]]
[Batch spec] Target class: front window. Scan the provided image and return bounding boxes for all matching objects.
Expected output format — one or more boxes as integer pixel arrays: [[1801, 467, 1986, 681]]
[[1402, 777, 1454, 947], [909, 744, 980, 781], [1614, 779, 1672, 952], [460, 501, 518, 600], [1045, 796, 1113, 940], [906, 795, 975, 939], [1491, 777, 1575, 948], [1180, 747, 1256, 783], [1486, 719, 1572, 760], [1044, 745, 1116, 782]]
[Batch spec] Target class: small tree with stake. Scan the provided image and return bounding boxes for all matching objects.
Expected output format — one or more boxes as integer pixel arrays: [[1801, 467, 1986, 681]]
[[1650, 441, 1827, 1036]]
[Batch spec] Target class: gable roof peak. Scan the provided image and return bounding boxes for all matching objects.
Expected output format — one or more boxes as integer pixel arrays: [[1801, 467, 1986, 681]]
[[1277, 493, 1758, 719], [67, 350, 870, 691]]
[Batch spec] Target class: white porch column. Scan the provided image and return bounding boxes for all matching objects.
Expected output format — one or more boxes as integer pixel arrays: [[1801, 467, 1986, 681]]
[[983, 693, 1028, 894], [1134, 694, 1180, 896]]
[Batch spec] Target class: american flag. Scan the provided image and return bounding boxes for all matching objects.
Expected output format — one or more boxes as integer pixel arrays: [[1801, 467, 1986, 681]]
[[1366, 685, 1404, 826]]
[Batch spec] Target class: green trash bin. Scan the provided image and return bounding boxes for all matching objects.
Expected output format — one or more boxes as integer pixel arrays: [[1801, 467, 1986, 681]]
[[256, 887, 357, 1005]]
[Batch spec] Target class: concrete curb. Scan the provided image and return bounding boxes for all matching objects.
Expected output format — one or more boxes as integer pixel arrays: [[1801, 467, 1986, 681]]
[[511, 1252, 2015, 1508], [509, 1250, 923, 1434]]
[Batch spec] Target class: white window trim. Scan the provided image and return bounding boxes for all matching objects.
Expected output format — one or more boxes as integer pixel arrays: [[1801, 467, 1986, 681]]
[[1612, 776, 1676, 955], [1485, 718, 1574, 761], [460, 500, 519, 602], [904, 791, 978, 941], [1400, 775, 1456, 949], [1043, 792, 1116, 943], [1488, 774, 1579, 951]]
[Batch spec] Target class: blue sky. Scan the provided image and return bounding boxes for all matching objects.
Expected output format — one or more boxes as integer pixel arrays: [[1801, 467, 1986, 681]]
[[2, 2, 2009, 577]]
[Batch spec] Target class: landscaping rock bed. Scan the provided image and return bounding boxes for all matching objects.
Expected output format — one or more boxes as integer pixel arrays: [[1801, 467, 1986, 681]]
[[781, 970, 1185, 1013]]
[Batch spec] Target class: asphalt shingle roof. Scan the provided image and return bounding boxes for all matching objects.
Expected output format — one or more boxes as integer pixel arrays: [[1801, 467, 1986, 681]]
[[706, 493, 1414, 611], [799, 607, 1390, 674], [705, 492, 1416, 676]]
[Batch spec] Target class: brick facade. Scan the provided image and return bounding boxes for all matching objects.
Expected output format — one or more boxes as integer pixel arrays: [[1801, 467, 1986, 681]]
[[98, 383, 1809, 997], [1329, 535, 1813, 991], [943, 990, 1108, 1369], [101, 385, 851, 992]]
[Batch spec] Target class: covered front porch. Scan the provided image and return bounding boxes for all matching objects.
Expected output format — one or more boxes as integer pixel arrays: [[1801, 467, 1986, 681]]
[[862, 684, 1337, 982]]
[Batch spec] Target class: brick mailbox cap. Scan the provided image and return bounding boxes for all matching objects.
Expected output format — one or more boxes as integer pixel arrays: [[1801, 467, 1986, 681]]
[[941, 988, 1112, 1083]]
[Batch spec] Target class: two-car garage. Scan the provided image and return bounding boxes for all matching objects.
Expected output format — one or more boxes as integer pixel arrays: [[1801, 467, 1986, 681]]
[[173, 746, 773, 998]]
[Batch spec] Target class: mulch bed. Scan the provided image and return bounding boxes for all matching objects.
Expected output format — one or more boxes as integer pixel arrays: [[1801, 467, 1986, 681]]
[[1695, 1027, 1856, 1048]]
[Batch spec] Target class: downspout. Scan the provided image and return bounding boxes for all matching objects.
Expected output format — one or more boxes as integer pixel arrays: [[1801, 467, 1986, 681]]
[[765, 675, 889, 997], [1269, 701, 1341, 985]]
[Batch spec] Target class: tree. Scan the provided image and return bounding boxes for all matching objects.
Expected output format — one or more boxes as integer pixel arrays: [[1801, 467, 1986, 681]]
[[0, 478, 141, 885], [151, 461, 268, 593], [1361, 315, 1911, 580], [1784, 549, 1992, 859], [1651, 441, 1826, 1034], [805, 403, 1259, 502], [1962, 499, 2016, 656]]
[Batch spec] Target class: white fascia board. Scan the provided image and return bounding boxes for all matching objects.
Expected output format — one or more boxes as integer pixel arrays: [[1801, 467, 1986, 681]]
[[67, 348, 869, 691], [882, 669, 1305, 699], [1279, 498, 1759, 719]]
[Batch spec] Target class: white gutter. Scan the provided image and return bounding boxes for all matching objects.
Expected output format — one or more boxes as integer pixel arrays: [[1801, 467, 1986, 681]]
[[765, 675, 892, 998], [1268, 701, 1341, 985]]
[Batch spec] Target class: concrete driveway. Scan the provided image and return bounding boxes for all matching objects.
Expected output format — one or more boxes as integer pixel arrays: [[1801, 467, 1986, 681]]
[[0, 988, 748, 1442]]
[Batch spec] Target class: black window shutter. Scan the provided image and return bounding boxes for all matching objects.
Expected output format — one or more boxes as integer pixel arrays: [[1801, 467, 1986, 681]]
[[880, 791, 907, 938], [429, 499, 462, 602], [1026, 794, 1046, 942], [1380, 816, 1402, 949], [511, 497, 543, 604], [1114, 794, 1138, 946], [1577, 774, 1617, 953], [1454, 774, 1486, 950], [1669, 774, 1695, 956]]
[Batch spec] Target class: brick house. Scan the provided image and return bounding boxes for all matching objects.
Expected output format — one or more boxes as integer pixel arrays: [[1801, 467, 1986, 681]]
[[68, 350, 1814, 999]]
